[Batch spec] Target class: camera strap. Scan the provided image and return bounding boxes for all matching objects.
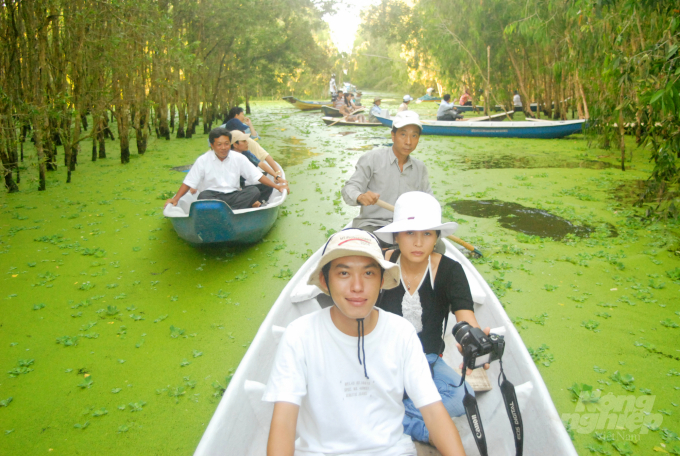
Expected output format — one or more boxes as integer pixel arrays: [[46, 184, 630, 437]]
[[456, 356, 523, 456], [499, 359, 523, 456]]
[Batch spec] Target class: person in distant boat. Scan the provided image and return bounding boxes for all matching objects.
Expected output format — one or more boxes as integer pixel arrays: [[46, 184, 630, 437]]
[[355, 91, 363, 106], [329, 73, 337, 99], [342, 111, 440, 250], [398, 94, 413, 112], [264, 228, 467, 456], [513, 90, 523, 112], [459, 90, 473, 106], [368, 97, 382, 123], [340, 93, 366, 123], [229, 130, 284, 179], [223, 107, 259, 140], [333, 89, 345, 111], [229, 131, 288, 204], [164, 128, 287, 210], [375, 191, 489, 445], [437, 94, 463, 121]]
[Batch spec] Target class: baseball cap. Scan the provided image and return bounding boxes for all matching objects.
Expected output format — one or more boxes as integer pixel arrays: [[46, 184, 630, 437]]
[[392, 110, 423, 131], [373, 96, 382, 102], [230, 130, 249, 144], [307, 229, 400, 293], [403, 95, 413, 102], [375, 192, 458, 244]]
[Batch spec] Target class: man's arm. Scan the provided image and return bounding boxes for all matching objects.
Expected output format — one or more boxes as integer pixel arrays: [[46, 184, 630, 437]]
[[267, 401, 299, 456], [420, 402, 466, 456], [165, 183, 193, 207], [264, 155, 282, 174], [258, 174, 289, 194], [341, 153, 379, 206]]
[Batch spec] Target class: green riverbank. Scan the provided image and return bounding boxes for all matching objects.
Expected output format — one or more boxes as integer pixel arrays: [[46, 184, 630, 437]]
[[1, 98, 679, 455]]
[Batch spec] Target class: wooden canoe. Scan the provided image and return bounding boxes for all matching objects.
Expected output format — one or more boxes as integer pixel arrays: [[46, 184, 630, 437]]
[[417, 95, 442, 103], [378, 115, 586, 139], [282, 96, 332, 111], [321, 116, 382, 127], [467, 111, 514, 122], [454, 104, 484, 112], [163, 166, 287, 245], [321, 105, 343, 117], [194, 235, 578, 456]]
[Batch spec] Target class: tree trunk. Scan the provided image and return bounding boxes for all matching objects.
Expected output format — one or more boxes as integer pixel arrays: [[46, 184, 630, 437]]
[[136, 107, 148, 154], [116, 103, 131, 164], [505, 36, 533, 118]]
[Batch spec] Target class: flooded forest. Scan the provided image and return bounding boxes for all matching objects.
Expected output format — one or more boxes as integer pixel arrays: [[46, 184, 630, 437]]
[[1, 0, 679, 455]]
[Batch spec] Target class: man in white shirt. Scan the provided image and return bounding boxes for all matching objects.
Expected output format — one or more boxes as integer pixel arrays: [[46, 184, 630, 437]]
[[164, 127, 288, 210], [264, 229, 466, 456], [329, 74, 337, 98], [513, 91, 523, 111], [398, 94, 413, 112]]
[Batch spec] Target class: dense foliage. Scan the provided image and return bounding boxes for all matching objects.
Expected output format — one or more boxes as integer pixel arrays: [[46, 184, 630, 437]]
[[359, 0, 679, 217], [0, 0, 336, 189]]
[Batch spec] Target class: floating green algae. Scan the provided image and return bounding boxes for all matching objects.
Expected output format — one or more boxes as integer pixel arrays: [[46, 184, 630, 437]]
[[1, 97, 679, 455]]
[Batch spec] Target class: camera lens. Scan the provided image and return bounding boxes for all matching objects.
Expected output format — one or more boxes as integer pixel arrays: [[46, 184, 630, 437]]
[[452, 321, 471, 345]]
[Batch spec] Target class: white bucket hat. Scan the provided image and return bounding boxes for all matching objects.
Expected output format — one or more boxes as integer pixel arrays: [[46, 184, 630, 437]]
[[308, 228, 400, 293], [392, 111, 423, 131], [375, 192, 458, 244], [403, 94, 413, 102]]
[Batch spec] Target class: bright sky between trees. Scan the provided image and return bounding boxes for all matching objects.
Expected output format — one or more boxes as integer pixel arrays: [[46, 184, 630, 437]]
[[323, 0, 381, 54]]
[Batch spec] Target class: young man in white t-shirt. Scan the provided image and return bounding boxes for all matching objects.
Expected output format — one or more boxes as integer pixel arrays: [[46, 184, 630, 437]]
[[264, 229, 466, 456]]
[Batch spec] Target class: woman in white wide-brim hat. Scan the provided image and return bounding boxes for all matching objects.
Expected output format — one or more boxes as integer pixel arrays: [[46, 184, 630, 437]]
[[375, 191, 488, 445]]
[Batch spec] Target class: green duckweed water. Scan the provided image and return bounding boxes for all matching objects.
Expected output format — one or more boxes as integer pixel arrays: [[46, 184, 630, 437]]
[[1, 96, 679, 455]]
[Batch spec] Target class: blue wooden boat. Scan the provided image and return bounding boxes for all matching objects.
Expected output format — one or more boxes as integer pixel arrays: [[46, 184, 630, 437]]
[[163, 169, 287, 245], [375, 115, 585, 139], [282, 96, 332, 111], [454, 104, 484, 112]]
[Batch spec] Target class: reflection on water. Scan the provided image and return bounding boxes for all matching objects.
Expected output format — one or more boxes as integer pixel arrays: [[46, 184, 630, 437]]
[[331, 131, 358, 136], [171, 164, 192, 172], [273, 136, 319, 167], [448, 199, 617, 239], [456, 154, 617, 171], [346, 145, 378, 151]]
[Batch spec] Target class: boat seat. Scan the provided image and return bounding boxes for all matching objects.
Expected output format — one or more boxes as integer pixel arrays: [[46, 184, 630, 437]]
[[243, 380, 273, 427], [271, 325, 286, 344]]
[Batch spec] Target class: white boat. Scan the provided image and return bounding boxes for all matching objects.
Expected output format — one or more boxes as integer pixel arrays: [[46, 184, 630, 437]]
[[194, 236, 578, 456]]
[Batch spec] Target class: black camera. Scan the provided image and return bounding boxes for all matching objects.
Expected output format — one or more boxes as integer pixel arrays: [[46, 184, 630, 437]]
[[452, 321, 505, 370]]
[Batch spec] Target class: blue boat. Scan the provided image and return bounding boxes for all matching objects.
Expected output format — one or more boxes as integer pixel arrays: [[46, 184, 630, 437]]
[[163, 169, 288, 245], [416, 94, 442, 103], [454, 104, 484, 112], [375, 115, 586, 139]]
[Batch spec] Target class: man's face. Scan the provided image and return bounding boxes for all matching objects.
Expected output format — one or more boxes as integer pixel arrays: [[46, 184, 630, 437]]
[[391, 125, 421, 157], [320, 256, 383, 320], [375, 100, 381, 106], [210, 135, 231, 160], [236, 111, 246, 121], [232, 140, 249, 152]]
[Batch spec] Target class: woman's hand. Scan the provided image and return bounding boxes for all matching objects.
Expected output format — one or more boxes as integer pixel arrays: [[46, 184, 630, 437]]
[[457, 326, 491, 375]]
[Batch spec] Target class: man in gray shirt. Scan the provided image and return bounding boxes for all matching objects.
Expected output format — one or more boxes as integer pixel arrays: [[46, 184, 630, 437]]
[[342, 111, 433, 237], [437, 94, 462, 121]]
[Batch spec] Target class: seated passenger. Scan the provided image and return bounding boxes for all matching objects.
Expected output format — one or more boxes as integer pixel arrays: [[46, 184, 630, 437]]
[[229, 130, 284, 182], [368, 96, 382, 122], [341, 93, 366, 123], [230, 131, 289, 202], [222, 107, 259, 140], [355, 91, 363, 106], [375, 191, 489, 445], [333, 89, 345, 110], [264, 228, 467, 456], [164, 128, 288, 210], [437, 94, 464, 121], [459, 90, 473, 106]]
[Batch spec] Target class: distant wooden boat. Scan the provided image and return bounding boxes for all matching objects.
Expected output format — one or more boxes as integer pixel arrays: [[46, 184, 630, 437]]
[[376, 115, 586, 139], [416, 94, 442, 103], [163, 166, 287, 245], [282, 96, 332, 111], [322, 116, 381, 127], [321, 106, 343, 117], [193, 235, 578, 456]]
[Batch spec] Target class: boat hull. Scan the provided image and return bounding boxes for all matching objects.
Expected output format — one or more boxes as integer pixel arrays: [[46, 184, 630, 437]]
[[322, 116, 381, 127], [282, 96, 332, 111], [376, 115, 585, 139], [169, 200, 281, 245], [194, 235, 578, 456], [321, 106, 342, 117]]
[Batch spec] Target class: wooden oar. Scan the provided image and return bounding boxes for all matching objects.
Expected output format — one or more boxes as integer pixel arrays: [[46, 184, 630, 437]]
[[375, 199, 483, 257]]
